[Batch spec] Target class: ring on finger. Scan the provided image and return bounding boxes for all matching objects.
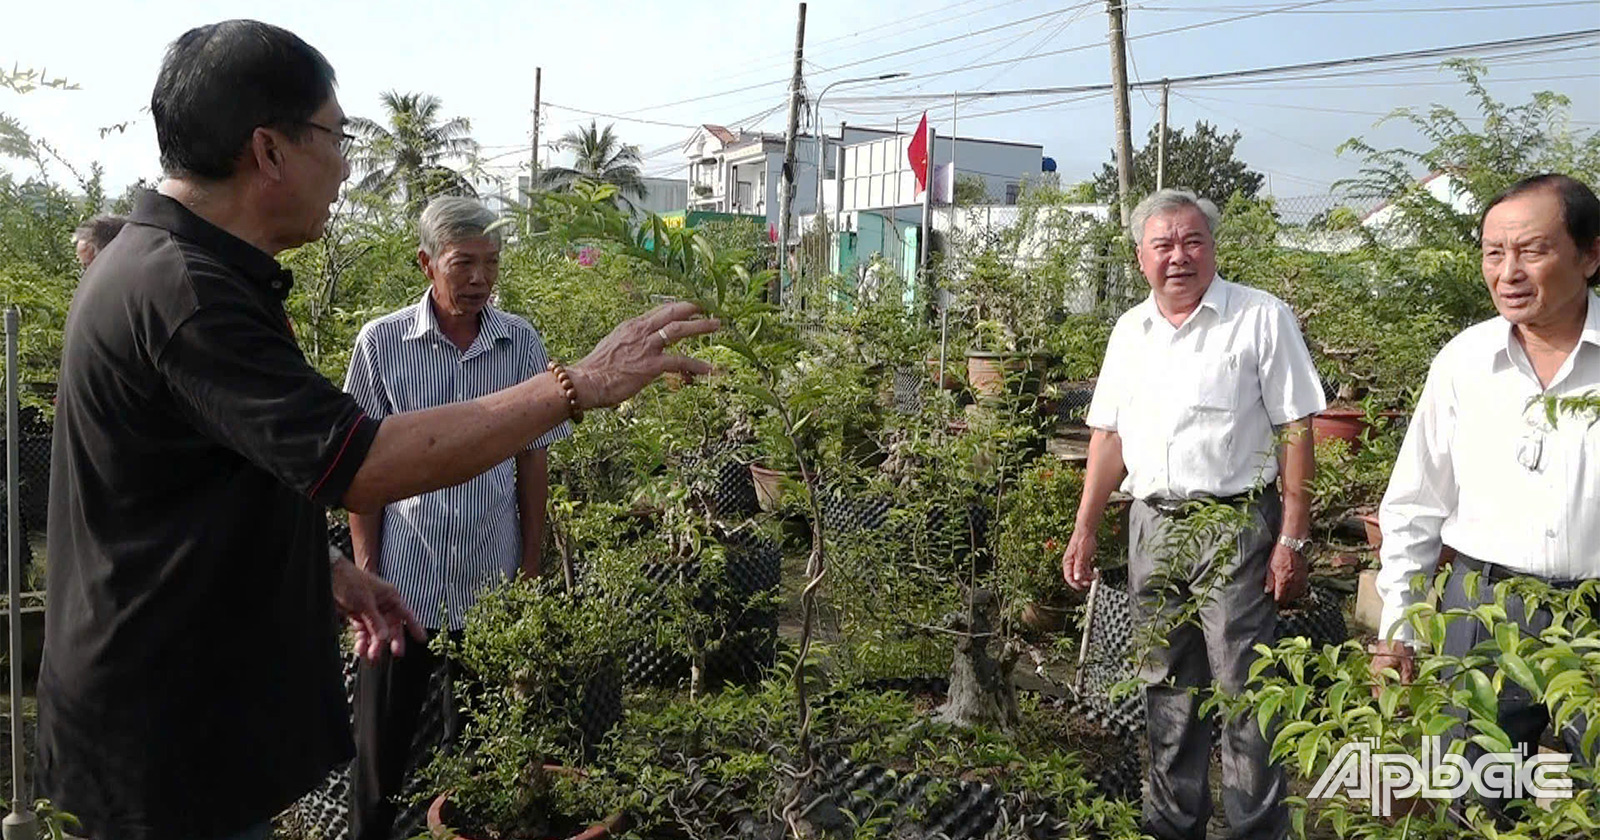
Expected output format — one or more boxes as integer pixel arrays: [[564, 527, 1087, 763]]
[[656, 327, 671, 346]]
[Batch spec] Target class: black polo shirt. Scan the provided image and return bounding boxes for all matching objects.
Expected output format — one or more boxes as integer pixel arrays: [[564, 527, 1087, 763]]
[[39, 191, 380, 840]]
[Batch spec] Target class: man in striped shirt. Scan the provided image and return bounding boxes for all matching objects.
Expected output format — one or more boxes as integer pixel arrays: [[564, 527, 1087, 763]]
[[343, 195, 571, 839]]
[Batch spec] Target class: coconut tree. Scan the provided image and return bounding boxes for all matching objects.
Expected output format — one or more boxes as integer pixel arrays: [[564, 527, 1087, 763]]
[[348, 91, 478, 213], [539, 121, 646, 211]]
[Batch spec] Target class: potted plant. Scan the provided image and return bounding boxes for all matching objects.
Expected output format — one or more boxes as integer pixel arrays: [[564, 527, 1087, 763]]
[[418, 578, 631, 839], [991, 461, 1119, 634]]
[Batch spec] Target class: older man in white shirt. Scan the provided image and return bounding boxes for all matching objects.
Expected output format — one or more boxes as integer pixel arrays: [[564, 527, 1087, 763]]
[[1063, 189, 1326, 840], [1372, 174, 1600, 816]]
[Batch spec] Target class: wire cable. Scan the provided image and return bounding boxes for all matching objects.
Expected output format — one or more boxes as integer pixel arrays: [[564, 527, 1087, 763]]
[[828, 28, 1600, 102], [1133, 0, 1598, 14]]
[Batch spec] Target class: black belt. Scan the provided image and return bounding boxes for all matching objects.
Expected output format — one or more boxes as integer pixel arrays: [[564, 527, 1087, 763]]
[[1142, 491, 1258, 517], [1454, 552, 1588, 589]]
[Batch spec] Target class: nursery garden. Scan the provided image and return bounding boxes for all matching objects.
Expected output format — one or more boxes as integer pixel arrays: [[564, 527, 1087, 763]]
[[1, 64, 1598, 839]]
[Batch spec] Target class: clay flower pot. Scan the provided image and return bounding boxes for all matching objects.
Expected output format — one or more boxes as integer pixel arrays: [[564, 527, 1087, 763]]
[[1356, 513, 1383, 549], [1312, 408, 1406, 452], [749, 464, 785, 512], [926, 357, 961, 390], [965, 352, 1049, 401], [1019, 601, 1070, 633], [1356, 512, 1457, 566], [965, 352, 1010, 400]]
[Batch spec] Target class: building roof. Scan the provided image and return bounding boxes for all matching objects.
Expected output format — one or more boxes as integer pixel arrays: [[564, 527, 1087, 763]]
[[703, 124, 736, 144]]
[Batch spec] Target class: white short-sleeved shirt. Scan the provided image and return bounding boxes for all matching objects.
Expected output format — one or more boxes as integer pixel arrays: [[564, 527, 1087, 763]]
[[1375, 291, 1600, 643], [1086, 276, 1327, 500]]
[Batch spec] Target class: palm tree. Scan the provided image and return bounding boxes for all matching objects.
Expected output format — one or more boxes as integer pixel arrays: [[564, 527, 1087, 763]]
[[539, 121, 646, 211], [349, 91, 478, 213]]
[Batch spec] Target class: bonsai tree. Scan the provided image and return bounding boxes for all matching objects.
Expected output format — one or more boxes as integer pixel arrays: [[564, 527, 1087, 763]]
[[533, 182, 840, 816], [420, 577, 633, 837]]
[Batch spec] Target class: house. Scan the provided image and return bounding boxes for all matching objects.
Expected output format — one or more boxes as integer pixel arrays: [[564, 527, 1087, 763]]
[[684, 123, 900, 222], [829, 130, 1047, 292], [685, 122, 1046, 231], [1360, 171, 1475, 231]]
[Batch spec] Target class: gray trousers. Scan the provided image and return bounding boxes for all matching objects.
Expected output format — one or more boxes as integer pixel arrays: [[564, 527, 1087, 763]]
[[1128, 490, 1288, 840], [1440, 554, 1596, 821]]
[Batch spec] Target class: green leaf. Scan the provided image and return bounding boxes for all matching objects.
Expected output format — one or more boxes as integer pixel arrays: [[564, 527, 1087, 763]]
[[1326, 681, 1351, 719], [1273, 720, 1315, 762], [1497, 651, 1543, 695], [1290, 684, 1314, 718], [1378, 684, 1402, 720], [1465, 669, 1498, 722], [1493, 620, 1521, 657], [1257, 692, 1285, 737], [1298, 730, 1324, 776], [1422, 711, 1456, 737]]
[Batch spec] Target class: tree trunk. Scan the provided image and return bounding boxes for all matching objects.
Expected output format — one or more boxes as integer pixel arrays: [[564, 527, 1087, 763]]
[[934, 588, 1020, 730]]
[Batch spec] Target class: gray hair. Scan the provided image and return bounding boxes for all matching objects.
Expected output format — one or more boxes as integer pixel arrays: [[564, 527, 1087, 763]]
[[74, 214, 128, 250], [418, 196, 501, 257], [1129, 188, 1222, 244]]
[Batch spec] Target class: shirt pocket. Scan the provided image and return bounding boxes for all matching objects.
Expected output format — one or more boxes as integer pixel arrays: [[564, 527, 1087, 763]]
[[1194, 352, 1244, 411]]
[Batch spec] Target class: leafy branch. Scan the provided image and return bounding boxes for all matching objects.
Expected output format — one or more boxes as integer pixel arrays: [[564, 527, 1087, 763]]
[[533, 182, 834, 835]]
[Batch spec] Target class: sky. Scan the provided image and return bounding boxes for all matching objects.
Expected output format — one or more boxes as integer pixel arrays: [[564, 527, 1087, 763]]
[[4, 0, 1598, 205]]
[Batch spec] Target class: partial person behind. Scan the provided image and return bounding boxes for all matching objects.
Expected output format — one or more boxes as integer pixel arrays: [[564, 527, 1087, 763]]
[[72, 214, 127, 268]]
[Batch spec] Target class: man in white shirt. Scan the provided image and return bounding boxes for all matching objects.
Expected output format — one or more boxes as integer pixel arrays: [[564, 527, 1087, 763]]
[[1371, 174, 1600, 815], [1063, 189, 1326, 840]]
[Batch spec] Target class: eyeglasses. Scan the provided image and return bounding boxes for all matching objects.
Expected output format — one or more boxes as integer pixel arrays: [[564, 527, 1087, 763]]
[[299, 120, 357, 156]]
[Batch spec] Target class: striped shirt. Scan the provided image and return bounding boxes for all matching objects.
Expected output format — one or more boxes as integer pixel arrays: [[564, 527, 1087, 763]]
[[343, 290, 572, 629]]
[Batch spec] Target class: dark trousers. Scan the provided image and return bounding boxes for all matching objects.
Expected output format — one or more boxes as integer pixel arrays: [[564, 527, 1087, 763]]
[[350, 631, 463, 840], [1128, 490, 1288, 840], [1440, 555, 1597, 821]]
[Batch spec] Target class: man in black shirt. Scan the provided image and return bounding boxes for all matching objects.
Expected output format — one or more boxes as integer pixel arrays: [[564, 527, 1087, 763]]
[[40, 20, 715, 840]]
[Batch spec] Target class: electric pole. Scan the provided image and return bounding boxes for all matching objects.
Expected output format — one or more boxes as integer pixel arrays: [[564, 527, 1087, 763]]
[[1156, 78, 1169, 192], [528, 67, 541, 234], [1107, 0, 1134, 228], [774, 2, 807, 305]]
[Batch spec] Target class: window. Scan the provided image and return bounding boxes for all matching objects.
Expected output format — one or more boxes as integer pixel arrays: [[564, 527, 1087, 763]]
[[1005, 183, 1020, 205]]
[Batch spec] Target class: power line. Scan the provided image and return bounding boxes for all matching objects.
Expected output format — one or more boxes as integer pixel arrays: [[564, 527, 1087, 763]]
[[1184, 40, 1600, 89], [966, 4, 1098, 92], [1171, 89, 1346, 160], [807, 2, 1099, 77], [829, 28, 1600, 102], [543, 103, 700, 130], [808, 0, 1352, 94], [613, 2, 1098, 117], [1198, 70, 1600, 91], [1176, 89, 1600, 124], [734, 0, 1016, 70], [596, 0, 1342, 124], [1133, 0, 1598, 14]]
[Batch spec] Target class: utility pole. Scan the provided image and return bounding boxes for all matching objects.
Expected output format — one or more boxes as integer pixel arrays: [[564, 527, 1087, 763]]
[[774, 2, 807, 305], [528, 67, 541, 234], [1106, 0, 1134, 228], [1156, 78, 1169, 192]]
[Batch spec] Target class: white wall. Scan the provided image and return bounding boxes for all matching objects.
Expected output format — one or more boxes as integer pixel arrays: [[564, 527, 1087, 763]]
[[939, 135, 1042, 204], [636, 177, 687, 217], [840, 133, 1043, 214]]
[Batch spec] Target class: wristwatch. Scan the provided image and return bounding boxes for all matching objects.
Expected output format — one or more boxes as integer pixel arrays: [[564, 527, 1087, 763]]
[[1277, 534, 1311, 555]]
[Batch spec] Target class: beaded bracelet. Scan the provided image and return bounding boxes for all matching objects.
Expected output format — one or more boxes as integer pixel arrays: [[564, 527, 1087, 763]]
[[546, 360, 584, 424]]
